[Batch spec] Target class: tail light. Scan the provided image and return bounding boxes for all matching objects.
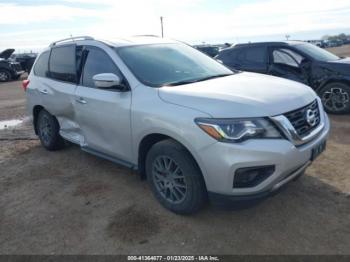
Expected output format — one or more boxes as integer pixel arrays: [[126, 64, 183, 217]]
[[22, 79, 30, 91]]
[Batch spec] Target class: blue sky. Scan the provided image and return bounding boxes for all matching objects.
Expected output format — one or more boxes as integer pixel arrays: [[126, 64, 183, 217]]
[[1, 0, 350, 52]]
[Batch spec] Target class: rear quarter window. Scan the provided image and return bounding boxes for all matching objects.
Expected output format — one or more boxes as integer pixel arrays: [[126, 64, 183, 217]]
[[49, 45, 76, 83], [33, 51, 49, 77]]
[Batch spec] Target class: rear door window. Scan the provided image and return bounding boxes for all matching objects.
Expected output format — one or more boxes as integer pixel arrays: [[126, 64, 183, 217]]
[[281, 49, 303, 64], [49, 45, 77, 83], [272, 48, 303, 68], [33, 51, 49, 77]]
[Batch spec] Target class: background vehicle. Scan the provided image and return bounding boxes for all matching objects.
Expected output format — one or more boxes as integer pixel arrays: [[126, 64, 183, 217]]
[[0, 49, 24, 82], [306, 40, 326, 48], [26, 36, 329, 214], [326, 40, 343, 47], [194, 45, 220, 57], [11, 53, 38, 73], [216, 41, 350, 114]]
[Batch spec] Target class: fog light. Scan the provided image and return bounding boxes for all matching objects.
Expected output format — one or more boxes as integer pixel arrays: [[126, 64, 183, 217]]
[[234, 165, 275, 188]]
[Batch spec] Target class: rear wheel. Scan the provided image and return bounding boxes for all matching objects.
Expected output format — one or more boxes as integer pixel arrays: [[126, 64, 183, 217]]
[[37, 109, 65, 151], [0, 70, 11, 82], [146, 139, 207, 214], [319, 82, 350, 114]]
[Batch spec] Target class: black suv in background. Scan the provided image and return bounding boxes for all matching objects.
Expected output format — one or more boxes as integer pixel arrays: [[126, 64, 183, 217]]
[[216, 41, 350, 114], [194, 45, 220, 57], [0, 49, 24, 82], [11, 53, 37, 73]]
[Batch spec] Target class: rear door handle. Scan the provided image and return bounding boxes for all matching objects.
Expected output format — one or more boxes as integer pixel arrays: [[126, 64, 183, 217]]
[[76, 97, 87, 104], [39, 89, 48, 95]]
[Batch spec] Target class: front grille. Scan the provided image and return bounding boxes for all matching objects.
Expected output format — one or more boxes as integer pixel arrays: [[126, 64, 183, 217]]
[[284, 100, 320, 137]]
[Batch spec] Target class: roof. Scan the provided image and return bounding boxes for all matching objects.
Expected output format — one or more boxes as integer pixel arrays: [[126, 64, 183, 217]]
[[49, 35, 179, 48], [107, 35, 180, 47], [234, 41, 306, 47]]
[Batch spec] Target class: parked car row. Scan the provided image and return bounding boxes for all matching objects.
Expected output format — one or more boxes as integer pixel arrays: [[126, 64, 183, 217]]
[[305, 39, 350, 48], [324, 39, 350, 48], [24, 36, 329, 214], [305, 40, 327, 48], [216, 41, 350, 114]]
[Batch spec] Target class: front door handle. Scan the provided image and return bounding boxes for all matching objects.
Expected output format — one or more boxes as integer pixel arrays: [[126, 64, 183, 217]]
[[39, 89, 48, 95], [76, 97, 87, 104]]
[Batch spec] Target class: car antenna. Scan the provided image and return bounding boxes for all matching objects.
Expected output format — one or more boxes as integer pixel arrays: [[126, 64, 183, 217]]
[[70, 34, 75, 43]]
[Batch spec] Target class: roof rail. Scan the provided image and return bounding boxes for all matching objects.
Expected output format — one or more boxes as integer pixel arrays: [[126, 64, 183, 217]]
[[49, 36, 94, 47], [132, 34, 160, 38]]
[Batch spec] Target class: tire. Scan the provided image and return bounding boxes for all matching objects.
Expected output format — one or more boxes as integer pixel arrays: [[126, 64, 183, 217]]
[[146, 139, 207, 214], [0, 69, 11, 82], [37, 109, 65, 151], [319, 82, 350, 114]]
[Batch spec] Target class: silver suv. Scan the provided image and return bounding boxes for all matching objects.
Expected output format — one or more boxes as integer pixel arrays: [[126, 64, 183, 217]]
[[25, 36, 330, 214]]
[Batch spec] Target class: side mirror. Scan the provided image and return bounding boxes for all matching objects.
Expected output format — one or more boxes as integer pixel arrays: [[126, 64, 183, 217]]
[[300, 58, 311, 68], [93, 73, 124, 90]]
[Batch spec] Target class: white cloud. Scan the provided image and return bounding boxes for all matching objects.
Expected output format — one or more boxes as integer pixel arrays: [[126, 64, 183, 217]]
[[1, 0, 350, 50], [63, 0, 350, 41], [0, 3, 96, 24]]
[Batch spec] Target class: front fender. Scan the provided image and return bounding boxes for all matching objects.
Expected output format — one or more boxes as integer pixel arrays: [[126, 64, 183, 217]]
[[313, 65, 350, 92], [131, 86, 215, 182]]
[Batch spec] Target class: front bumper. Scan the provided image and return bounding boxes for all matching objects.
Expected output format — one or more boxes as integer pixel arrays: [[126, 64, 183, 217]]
[[208, 161, 309, 207], [197, 112, 330, 198], [15, 70, 25, 76]]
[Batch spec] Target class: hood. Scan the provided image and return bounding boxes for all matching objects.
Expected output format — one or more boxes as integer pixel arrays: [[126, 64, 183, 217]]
[[328, 57, 350, 64], [158, 72, 316, 118], [321, 58, 350, 75], [0, 49, 15, 60]]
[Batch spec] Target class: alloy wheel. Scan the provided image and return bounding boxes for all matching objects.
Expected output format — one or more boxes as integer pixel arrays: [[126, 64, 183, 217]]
[[322, 87, 350, 112], [152, 155, 187, 204], [39, 115, 53, 145], [0, 71, 9, 81]]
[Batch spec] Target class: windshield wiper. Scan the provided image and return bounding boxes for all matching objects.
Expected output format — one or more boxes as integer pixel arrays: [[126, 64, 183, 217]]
[[193, 73, 233, 83], [163, 79, 199, 87], [163, 73, 233, 87]]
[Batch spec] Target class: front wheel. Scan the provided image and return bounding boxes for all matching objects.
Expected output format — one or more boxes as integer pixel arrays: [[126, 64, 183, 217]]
[[146, 139, 207, 214], [0, 70, 11, 82], [319, 82, 350, 114], [37, 109, 65, 151]]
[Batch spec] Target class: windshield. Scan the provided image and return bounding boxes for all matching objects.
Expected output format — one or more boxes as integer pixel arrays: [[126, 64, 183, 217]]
[[116, 43, 233, 87], [294, 43, 339, 62]]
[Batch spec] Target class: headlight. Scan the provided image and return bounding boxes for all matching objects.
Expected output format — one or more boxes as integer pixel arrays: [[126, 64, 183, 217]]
[[195, 118, 282, 143]]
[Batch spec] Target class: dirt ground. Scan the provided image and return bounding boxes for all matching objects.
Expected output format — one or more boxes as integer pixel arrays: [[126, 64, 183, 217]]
[[0, 68, 350, 254], [326, 44, 350, 57]]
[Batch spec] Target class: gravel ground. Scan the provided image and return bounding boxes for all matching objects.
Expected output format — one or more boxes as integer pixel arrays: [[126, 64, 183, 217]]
[[0, 76, 349, 255], [326, 44, 350, 57]]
